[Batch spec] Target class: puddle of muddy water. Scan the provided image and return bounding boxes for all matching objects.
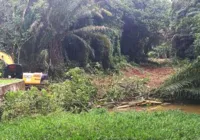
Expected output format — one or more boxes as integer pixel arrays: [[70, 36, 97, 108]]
[[113, 104, 200, 114], [148, 104, 200, 114]]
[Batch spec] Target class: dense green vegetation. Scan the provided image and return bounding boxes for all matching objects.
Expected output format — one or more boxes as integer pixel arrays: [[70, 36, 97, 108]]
[[1, 0, 200, 139], [151, 0, 200, 100], [1, 68, 96, 120], [171, 0, 200, 59], [0, 0, 171, 72], [1, 110, 200, 140], [0, 68, 149, 120]]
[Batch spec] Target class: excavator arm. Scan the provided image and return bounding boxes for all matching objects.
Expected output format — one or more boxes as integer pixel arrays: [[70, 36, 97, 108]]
[[0, 52, 14, 65]]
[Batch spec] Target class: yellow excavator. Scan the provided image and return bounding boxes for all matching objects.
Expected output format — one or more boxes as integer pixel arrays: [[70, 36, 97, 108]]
[[0, 51, 48, 86]]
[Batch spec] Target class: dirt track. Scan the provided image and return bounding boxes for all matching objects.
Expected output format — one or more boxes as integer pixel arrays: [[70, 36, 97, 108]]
[[123, 66, 174, 89]]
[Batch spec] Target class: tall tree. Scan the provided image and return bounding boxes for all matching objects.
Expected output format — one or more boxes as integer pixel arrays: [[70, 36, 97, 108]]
[[171, 0, 200, 59], [120, 0, 171, 62]]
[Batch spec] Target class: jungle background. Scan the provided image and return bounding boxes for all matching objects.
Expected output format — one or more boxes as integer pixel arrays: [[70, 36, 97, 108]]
[[1, 0, 200, 139]]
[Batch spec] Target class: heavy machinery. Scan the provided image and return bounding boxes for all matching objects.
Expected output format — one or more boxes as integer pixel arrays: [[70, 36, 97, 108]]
[[0, 51, 48, 86]]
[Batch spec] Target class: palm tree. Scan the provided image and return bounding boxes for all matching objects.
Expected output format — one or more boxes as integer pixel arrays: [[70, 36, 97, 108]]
[[12, 0, 118, 71]]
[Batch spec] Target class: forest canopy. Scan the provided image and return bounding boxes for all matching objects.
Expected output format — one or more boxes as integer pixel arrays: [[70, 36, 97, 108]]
[[0, 0, 200, 72], [0, 0, 172, 72]]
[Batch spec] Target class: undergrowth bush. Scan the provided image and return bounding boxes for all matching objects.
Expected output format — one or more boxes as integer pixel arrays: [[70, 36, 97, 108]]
[[1, 68, 97, 120], [171, 58, 191, 68], [1, 87, 58, 120], [113, 56, 131, 69], [148, 43, 172, 59], [50, 67, 97, 113], [1, 66, 149, 120]]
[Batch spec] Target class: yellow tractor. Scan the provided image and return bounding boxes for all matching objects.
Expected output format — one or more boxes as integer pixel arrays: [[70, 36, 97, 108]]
[[0, 51, 48, 86]]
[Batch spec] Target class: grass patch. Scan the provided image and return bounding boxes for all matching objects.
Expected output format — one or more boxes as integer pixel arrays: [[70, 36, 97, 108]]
[[0, 79, 22, 85], [0, 110, 200, 140]]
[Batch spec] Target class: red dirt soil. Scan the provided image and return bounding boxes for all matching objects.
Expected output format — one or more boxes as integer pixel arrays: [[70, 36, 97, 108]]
[[123, 66, 174, 88]]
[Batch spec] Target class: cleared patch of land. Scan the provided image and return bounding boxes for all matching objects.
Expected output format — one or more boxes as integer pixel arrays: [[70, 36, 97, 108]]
[[123, 66, 174, 89]]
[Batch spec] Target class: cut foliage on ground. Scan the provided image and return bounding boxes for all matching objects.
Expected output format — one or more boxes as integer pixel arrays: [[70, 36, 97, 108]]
[[91, 60, 175, 109], [92, 60, 174, 98]]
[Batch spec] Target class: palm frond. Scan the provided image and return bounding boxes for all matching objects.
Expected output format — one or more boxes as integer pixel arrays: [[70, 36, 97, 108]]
[[101, 8, 112, 17], [72, 26, 116, 34], [156, 58, 200, 100], [66, 34, 95, 59], [183, 88, 200, 95]]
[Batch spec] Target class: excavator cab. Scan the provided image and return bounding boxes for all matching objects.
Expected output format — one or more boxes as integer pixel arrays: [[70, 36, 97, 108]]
[[3, 64, 23, 79], [0, 51, 48, 86]]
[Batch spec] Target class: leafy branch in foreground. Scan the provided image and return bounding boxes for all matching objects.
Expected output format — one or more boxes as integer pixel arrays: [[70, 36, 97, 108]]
[[155, 57, 200, 100]]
